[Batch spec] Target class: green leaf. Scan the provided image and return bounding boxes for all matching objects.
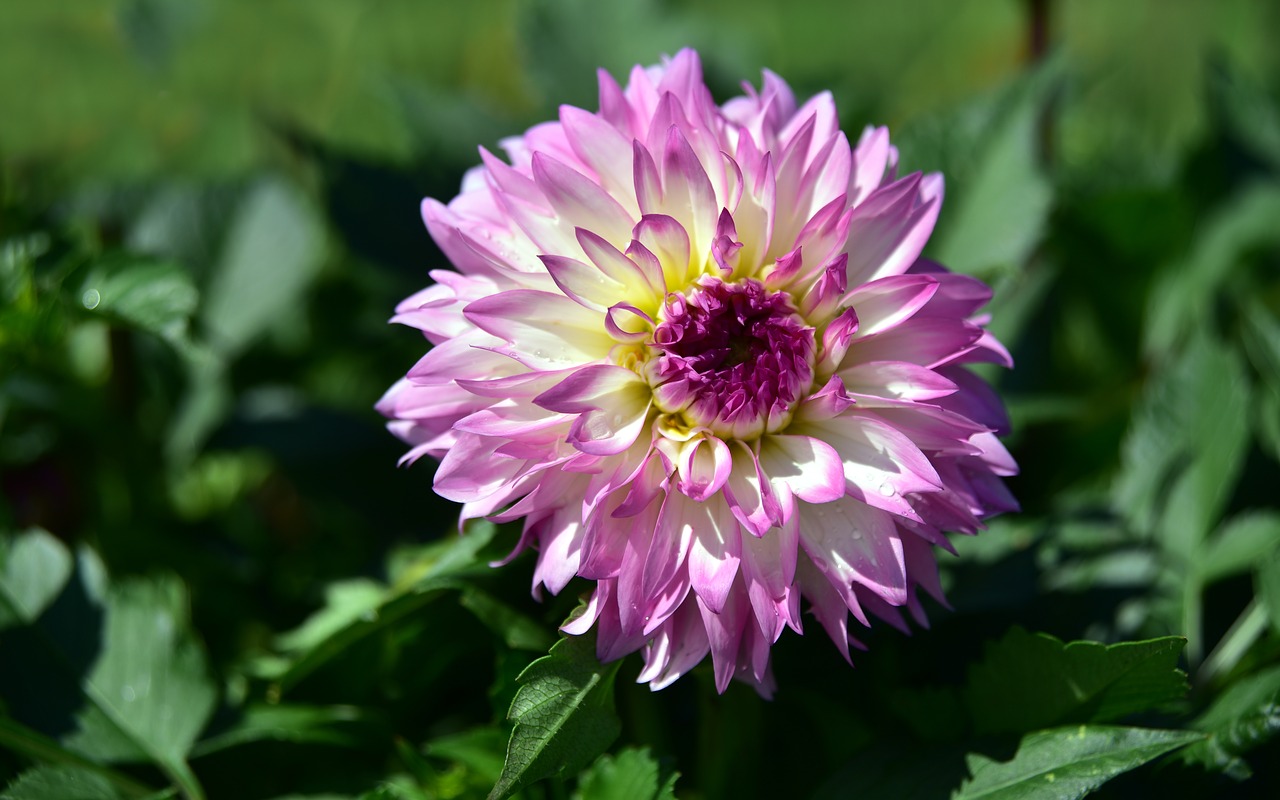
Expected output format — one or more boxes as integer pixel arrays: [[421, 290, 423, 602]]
[[1242, 298, 1280, 464], [61, 580, 216, 765], [275, 579, 387, 654], [1242, 296, 1280, 387], [1259, 382, 1280, 465], [1143, 184, 1280, 359], [1259, 548, 1280, 636], [574, 747, 678, 800], [1208, 60, 1280, 180], [202, 176, 325, 356], [1113, 334, 1252, 663], [356, 782, 422, 800], [1182, 666, 1280, 779], [953, 726, 1204, 800], [164, 341, 231, 466], [0, 528, 73, 631], [489, 632, 622, 800], [1114, 333, 1251, 549], [273, 522, 498, 692], [0, 539, 215, 800], [0, 719, 155, 798], [386, 521, 501, 589], [1199, 513, 1280, 585], [460, 587, 556, 652], [1043, 550, 1158, 593], [80, 259, 198, 345], [516, 0, 709, 113], [966, 629, 1187, 734], [1, 765, 125, 800], [424, 728, 509, 784], [931, 67, 1055, 277], [189, 704, 369, 758]]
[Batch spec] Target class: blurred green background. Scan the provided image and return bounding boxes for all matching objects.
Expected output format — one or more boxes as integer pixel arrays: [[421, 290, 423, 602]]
[[3, 1, 1280, 798]]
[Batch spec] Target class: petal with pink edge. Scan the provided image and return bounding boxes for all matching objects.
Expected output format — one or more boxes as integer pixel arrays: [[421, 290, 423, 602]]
[[799, 497, 907, 606]]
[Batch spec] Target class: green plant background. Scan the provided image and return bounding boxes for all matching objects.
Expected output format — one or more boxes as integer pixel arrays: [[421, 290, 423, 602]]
[[3, 1, 1280, 798]]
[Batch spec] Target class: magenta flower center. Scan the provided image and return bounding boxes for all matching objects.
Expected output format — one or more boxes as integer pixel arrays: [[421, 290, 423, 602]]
[[645, 278, 815, 440]]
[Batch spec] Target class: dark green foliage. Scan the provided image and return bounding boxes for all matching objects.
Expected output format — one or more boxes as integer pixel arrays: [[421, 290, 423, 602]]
[[965, 631, 1188, 734], [490, 633, 622, 800]]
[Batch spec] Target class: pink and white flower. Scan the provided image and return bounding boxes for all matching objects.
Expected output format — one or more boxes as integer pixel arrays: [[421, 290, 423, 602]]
[[380, 49, 1017, 696]]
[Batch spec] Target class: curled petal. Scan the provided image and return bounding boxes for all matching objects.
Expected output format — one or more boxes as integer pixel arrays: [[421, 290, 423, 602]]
[[535, 365, 653, 455]]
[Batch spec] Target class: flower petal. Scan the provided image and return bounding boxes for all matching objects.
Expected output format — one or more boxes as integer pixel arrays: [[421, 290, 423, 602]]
[[758, 434, 847, 506], [799, 497, 907, 605], [464, 290, 613, 367], [794, 415, 943, 520]]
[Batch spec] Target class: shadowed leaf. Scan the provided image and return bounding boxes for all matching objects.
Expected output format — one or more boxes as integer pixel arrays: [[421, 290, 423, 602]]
[[489, 631, 622, 800], [966, 629, 1187, 734]]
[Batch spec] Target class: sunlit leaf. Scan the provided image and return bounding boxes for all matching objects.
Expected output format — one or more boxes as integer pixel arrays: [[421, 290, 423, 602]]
[[80, 259, 198, 345], [0, 764, 124, 800], [275, 579, 387, 654], [0, 540, 214, 799], [1199, 513, 1280, 586], [489, 632, 622, 800], [202, 176, 325, 356], [1043, 550, 1158, 592], [60, 580, 216, 768], [953, 725, 1203, 800], [0, 528, 73, 631]]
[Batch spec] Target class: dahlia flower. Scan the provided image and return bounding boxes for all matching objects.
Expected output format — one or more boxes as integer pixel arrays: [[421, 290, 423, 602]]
[[380, 49, 1017, 696]]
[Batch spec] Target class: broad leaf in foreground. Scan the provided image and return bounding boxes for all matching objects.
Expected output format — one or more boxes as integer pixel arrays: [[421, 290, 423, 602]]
[[0, 536, 216, 799], [489, 632, 622, 800], [0, 764, 124, 800], [953, 725, 1204, 800]]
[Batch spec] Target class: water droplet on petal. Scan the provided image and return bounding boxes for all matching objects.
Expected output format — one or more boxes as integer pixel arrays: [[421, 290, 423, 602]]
[[878, 482, 896, 497]]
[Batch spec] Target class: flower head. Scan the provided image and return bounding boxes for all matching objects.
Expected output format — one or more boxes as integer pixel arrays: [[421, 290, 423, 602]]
[[380, 49, 1017, 695]]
